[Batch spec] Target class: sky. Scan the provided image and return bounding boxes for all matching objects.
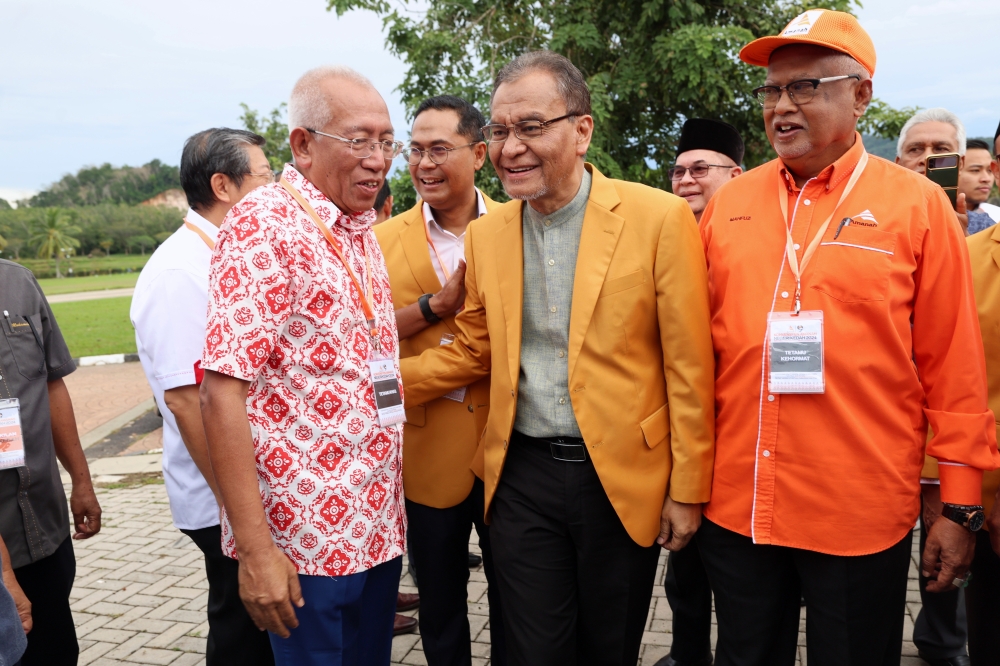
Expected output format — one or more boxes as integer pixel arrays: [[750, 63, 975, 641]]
[[1, 0, 999, 203]]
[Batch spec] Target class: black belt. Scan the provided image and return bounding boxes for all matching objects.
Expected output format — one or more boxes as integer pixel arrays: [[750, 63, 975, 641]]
[[512, 430, 588, 462]]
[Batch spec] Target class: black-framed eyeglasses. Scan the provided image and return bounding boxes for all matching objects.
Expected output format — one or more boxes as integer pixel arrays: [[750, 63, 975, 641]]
[[668, 164, 736, 181], [481, 114, 578, 143], [751, 74, 861, 108], [307, 129, 405, 160], [405, 142, 481, 166]]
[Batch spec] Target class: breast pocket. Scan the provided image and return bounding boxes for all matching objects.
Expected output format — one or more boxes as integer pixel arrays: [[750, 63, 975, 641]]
[[2, 313, 46, 380], [809, 227, 897, 303]]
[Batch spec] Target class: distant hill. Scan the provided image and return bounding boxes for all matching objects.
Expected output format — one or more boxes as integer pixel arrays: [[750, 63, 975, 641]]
[[140, 188, 187, 211], [864, 135, 896, 160], [28, 160, 180, 208]]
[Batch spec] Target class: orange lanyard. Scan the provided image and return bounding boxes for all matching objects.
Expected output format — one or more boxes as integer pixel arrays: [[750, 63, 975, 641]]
[[777, 150, 868, 314], [278, 178, 381, 354], [421, 209, 454, 282], [184, 220, 216, 251]]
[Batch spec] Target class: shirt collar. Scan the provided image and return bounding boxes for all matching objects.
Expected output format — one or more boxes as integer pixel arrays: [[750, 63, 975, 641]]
[[421, 188, 488, 237], [778, 132, 866, 194], [185, 208, 220, 242], [523, 169, 592, 230], [281, 163, 376, 234]]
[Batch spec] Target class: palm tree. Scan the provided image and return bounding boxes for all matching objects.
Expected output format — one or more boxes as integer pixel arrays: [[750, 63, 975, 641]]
[[29, 208, 81, 278]]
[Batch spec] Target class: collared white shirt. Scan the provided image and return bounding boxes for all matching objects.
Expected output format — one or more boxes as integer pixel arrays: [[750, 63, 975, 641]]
[[131, 208, 219, 531], [421, 189, 487, 287], [202, 164, 404, 576]]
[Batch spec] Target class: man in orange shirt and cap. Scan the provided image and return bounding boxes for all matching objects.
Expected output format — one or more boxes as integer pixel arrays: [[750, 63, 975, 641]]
[[698, 10, 1000, 666]]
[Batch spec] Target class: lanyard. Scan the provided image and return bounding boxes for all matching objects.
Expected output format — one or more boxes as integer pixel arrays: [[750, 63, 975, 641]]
[[278, 178, 381, 354], [184, 220, 216, 251], [778, 150, 868, 314], [421, 206, 461, 283]]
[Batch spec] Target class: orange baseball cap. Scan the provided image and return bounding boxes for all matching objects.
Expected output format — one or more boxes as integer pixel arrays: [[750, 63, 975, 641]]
[[739, 9, 876, 77]]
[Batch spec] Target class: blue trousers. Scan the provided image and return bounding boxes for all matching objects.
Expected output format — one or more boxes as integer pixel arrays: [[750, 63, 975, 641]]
[[268, 556, 401, 666]]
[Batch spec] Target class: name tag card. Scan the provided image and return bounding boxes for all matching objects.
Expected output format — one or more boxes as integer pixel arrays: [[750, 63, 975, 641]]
[[767, 311, 825, 394], [439, 334, 467, 403], [0, 398, 25, 469], [369, 358, 406, 427]]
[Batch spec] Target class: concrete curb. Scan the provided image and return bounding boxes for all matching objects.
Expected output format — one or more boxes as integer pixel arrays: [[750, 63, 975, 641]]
[[73, 353, 140, 367], [80, 398, 157, 450]]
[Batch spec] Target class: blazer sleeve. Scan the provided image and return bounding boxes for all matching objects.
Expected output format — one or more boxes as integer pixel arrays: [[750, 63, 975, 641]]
[[400, 221, 492, 406], [655, 196, 716, 503]]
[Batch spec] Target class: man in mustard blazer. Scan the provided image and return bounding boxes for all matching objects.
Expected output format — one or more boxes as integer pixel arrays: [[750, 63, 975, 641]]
[[400, 52, 715, 665], [375, 95, 506, 666]]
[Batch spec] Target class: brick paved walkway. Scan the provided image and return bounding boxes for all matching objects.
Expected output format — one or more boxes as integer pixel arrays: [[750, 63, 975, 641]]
[[62, 365, 936, 665]]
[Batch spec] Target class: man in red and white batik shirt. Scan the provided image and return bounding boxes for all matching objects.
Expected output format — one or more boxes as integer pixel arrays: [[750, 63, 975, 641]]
[[200, 66, 407, 666]]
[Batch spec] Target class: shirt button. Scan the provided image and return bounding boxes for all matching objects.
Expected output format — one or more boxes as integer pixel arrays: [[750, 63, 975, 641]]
[[548, 259, 555, 266], [763, 450, 771, 457], [544, 220, 552, 227], [793, 243, 800, 250], [803, 199, 811, 206], [559, 398, 566, 405], [781, 291, 789, 298], [550, 306, 557, 313], [558, 350, 565, 358], [767, 394, 775, 402], [467, 404, 474, 413]]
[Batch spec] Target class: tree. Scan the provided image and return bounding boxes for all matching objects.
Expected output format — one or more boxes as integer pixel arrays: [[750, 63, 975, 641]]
[[127, 235, 156, 255], [240, 103, 293, 171], [858, 100, 920, 143], [329, 0, 904, 191], [29, 160, 180, 207], [28, 208, 81, 278], [0, 198, 11, 210]]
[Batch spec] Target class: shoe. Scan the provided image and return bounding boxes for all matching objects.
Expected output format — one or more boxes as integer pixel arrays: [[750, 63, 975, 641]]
[[396, 592, 420, 612], [469, 552, 483, 568], [394, 613, 418, 636], [652, 654, 713, 666], [917, 655, 970, 666]]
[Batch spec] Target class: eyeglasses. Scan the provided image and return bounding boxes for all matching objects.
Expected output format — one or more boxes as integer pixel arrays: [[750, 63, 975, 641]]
[[668, 164, 736, 181], [481, 114, 578, 143], [751, 74, 861, 108], [307, 129, 405, 160], [245, 170, 277, 182], [405, 142, 481, 166]]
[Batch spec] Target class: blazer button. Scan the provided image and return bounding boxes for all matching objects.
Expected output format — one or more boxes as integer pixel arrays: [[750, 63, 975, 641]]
[[503, 440, 508, 449], [467, 404, 473, 413], [510, 390, 515, 397]]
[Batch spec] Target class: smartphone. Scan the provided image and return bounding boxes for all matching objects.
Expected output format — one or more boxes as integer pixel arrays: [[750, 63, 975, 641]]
[[926, 153, 960, 207]]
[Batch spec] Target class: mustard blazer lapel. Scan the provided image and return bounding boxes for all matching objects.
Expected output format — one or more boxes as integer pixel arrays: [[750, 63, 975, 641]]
[[496, 203, 524, 389], [568, 166, 624, 379], [990, 223, 1000, 272], [399, 201, 443, 295]]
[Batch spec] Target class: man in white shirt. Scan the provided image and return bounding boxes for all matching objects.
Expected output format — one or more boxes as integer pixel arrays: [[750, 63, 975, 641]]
[[130, 127, 275, 666]]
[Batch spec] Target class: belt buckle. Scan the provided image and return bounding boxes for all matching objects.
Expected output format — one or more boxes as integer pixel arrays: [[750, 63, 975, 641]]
[[548, 439, 587, 463]]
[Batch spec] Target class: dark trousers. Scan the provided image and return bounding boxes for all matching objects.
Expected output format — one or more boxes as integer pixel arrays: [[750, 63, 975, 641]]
[[181, 525, 274, 666], [698, 518, 912, 666], [664, 540, 713, 663], [268, 556, 401, 666], [12, 536, 77, 666], [966, 529, 1000, 665], [913, 513, 968, 659], [406, 477, 507, 666], [489, 431, 660, 666]]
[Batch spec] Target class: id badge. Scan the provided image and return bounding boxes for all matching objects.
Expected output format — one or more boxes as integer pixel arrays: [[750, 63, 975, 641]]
[[0, 398, 26, 470], [439, 334, 467, 403], [767, 311, 825, 394], [368, 357, 406, 427]]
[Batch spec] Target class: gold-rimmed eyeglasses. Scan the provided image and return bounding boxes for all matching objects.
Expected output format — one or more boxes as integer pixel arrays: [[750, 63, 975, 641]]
[[307, 129, 405, 160], [405, 142, 481, 166]]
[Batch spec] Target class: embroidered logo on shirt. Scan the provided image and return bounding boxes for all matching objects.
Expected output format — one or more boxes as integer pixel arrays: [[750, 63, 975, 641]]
[[729, 215, 751, 222], [850, 209, 879, 227]]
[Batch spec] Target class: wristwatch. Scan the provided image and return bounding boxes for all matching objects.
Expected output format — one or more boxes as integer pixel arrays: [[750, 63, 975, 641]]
[[418, 293, 442, 324], [941, 503, 986, 532]]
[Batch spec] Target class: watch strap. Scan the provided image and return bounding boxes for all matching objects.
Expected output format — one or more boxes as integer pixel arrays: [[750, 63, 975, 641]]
[[942, 503, 985, 531], [418, 293, 442, 324]]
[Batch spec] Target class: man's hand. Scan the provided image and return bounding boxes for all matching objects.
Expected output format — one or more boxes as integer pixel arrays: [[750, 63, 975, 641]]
[[656, 496, 702, 551], [4, 570, 32, 633], [238, 545, 304, 638], [429, 260, 467, 316], [70, 482, 101, 539], [921, 483, 943, 530], [922, 514, 976, 592], [956, 192, 968, 235]]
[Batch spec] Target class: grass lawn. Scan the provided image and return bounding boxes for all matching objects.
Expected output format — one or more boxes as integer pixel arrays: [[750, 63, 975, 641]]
[[38, 273, 139, 296], [50, 297, 136, 358]]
